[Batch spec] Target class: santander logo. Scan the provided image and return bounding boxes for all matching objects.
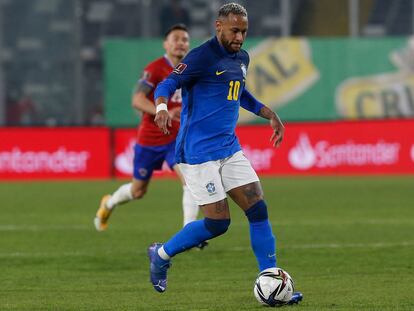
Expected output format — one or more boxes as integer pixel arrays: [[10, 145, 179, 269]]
[[411, 145, 414, 163], [114, 139, 172, 176], [115, 140, 134, 175], [289, 133, 401, 170], [288, 134, 316, 170], [0, 147, 90, 173]]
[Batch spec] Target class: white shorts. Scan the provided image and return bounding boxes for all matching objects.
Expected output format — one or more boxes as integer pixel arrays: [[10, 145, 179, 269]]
[[178, 151, 260, 205]]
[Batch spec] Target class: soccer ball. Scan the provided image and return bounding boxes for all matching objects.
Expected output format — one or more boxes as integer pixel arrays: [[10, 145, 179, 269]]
[[253, 268, 294, 307]]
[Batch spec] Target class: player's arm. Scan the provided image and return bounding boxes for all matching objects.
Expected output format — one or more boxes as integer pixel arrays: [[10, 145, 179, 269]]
[[240, 88, 285, 147], [154, 48, 205, 134], [154, 78, 181, 134], [259, 105, 285, 147], [132, 81, 157, 115], [133, 79, 181, 122], [240, 88, 265, 114]]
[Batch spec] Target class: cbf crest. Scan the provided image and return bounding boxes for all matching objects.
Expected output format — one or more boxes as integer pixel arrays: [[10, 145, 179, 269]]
[[205, 182, 216, 195], [240, 63, 247, 78]]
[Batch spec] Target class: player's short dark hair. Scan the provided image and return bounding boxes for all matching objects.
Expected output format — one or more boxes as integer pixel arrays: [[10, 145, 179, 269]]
[[218, 2, 248, 18], [164, 23, 188, 38]]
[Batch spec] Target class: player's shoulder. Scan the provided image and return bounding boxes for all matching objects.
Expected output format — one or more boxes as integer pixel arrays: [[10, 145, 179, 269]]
[[239, 48, 250, 64], [184, 38, 218, 62], [239, 48, 249, 58], [186, 43, 209, 58], [145, 56, 168, 71]]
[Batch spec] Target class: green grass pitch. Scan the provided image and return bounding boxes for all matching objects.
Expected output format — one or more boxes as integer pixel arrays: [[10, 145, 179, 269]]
[[0, 176, 413, 310]]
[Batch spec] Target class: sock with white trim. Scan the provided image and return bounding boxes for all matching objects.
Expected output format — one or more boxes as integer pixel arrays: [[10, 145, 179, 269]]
[[157, 246, 171, 260], [162, 218, 230, 257], [106, 183, 133, 210]]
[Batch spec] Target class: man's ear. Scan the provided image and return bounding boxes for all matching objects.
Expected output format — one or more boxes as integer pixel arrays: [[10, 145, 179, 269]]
[[215, 19, 222, 33]]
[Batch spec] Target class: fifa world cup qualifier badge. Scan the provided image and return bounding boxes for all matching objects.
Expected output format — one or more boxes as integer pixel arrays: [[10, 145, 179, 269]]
[[241, 63, 247, 78], [173, 63, 187, 74]]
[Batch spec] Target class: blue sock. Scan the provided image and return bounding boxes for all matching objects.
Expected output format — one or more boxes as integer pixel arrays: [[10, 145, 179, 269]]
[[245, 200, 276, 271], [163, 218, 230, 257]]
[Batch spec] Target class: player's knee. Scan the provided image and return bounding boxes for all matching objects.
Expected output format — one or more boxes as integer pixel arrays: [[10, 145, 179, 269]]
[[131, 188, 146, 199], [245, 200, 268, 222], [204, 218, 231, 237]]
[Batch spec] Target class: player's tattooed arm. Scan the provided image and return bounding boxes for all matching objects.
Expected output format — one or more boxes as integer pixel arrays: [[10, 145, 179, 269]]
[[259, 106, 285, 148], [258, 106, 277, 121], [132, 81, 156, 115], [134, 81, 153, 95]]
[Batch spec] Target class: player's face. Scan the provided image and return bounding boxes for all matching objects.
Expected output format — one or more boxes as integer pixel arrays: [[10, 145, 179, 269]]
[[216, 13, 248, 53], [164, 30, 190, 60]]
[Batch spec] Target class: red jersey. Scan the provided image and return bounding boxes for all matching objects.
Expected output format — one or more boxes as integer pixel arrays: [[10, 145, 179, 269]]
[[136, 56, 182, 146]]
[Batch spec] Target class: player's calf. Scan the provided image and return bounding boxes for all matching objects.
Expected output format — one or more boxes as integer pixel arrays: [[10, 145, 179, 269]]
[[204, 218, 230, 237], [131, 187, 147, 199], [245, 200, 276, 271]]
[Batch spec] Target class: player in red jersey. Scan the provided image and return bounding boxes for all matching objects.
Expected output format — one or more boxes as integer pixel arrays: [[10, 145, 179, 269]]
[[94, 24, 202, 240]]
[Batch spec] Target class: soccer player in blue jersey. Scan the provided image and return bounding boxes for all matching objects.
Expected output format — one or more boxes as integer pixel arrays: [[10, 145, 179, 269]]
[[148, 2, 302, 304]]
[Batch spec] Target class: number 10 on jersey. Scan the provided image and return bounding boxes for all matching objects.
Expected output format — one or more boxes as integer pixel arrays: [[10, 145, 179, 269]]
[[227, 80, 240, 101]]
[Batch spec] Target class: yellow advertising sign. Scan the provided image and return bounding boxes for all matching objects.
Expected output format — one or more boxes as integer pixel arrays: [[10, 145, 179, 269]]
[[336, 72, 414, 119], [240, 38, 319, 122]]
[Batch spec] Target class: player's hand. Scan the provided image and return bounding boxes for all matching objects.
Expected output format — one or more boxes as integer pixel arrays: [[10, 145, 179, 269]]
[[269, 116, 285, 147], [168, 107, 182, 122], [154, 110, 172, 135]]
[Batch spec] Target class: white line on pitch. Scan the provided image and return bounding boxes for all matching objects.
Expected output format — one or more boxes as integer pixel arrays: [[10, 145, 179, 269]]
[[1, 218, 413, 232], [1, 241, 413, 258], [230, 241, 414, 251], [0, 225, 89, 231], [231, 219, 414, 226]]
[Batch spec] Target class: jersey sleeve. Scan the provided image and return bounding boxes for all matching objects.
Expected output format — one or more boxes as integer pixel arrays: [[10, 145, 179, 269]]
[[243, 49, 250, 68], [240, 88, 265, 115], [135, 63, 160, 92], [154, 77, 180, 100], [154, 46, 208, 101], [168, 47, 207, 88]]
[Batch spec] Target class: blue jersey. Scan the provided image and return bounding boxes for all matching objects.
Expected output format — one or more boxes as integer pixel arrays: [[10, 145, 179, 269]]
[[155, 37, 264, 164]]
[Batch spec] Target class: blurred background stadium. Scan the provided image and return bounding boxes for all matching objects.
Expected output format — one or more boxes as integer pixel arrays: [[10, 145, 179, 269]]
[[1, 1, 414, 310], [1, 0, 414, 179], [1, 0, 414, 127]]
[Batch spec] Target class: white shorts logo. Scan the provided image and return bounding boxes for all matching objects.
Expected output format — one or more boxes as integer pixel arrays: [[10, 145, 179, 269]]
[[205, 182, 216, 195]]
